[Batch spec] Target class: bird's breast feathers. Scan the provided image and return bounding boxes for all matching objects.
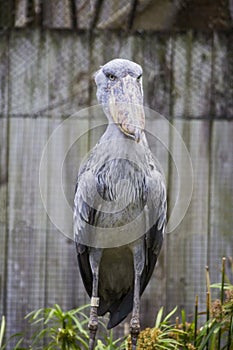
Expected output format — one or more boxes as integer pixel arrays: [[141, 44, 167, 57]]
[[74, 155, 166, 239]]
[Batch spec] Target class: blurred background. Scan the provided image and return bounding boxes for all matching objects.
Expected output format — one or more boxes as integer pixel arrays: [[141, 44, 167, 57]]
[[0, 0, 232, 346]]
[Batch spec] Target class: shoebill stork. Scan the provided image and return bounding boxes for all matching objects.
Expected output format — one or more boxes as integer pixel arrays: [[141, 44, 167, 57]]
[[74, 58, 166, 349]]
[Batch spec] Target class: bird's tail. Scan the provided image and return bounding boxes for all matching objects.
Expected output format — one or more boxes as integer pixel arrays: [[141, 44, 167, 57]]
[[106, 291, 134, 329]]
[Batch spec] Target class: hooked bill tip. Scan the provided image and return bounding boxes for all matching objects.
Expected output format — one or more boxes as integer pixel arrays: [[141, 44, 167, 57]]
[[134, 129, 141, 143]]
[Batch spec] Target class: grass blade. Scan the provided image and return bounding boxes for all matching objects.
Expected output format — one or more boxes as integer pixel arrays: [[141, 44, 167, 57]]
[[194, 295, 198, 347], [206, 292, 210, 350], [181, 309, 186, 331], [163, 306, 178, 323], [206, 266, 211, 306], [217, 257, 226, 350], [198, 320, 220, 350], [155, 307, 164, 328], [0, 316, 6, 348], [227, 314, 233, 350], [220, 258, 226, 305], [44, 309, 56, 325]]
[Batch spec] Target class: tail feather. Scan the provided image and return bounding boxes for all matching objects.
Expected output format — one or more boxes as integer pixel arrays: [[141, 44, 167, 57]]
[[107, 291, 134, 329]]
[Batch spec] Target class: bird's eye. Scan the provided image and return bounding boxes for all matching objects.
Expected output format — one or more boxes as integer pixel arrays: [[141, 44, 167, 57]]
[[137, 75, 142, 82], [106, 73, 117, 81]]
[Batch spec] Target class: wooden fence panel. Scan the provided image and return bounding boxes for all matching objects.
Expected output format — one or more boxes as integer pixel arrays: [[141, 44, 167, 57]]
[[1, 1, 233, 31], [209, 121, 233, 296], [0, 1, 14, 28], [142, 34, 172, 117], [0, 35, 8, 117], [43, 0, 72, 29], [212, 32, 233, 118], [141, 117, 170, 328], [166, 120, 210, 315], [61, 115, 91, 309], [47, 31, 90, 118], [6, 119, 48, 339], [0, 118, 8, 319], [44, 117, 90, 310], [97, 0, 131, 30], [41, 33, 93, 311], [14, 0, 28, 28], [0, 31, 8, 325], [74, 0, 98, 30], [138, 35, 171, 326], [172, 32, 213, 118], [8, 30, 49, 117]]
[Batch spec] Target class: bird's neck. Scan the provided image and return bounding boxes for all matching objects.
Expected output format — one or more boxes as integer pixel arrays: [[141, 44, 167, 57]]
[[101, 122, 127, 141], [100, 121, 148, 146]]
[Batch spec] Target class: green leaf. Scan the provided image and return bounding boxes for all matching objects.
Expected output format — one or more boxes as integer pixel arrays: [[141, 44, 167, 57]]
[[25, 308, 44, 322], [0, 316, 6, 348], [54, 304, 64, 319], [211, 283, 233, 290], [198, 320, 221, 350], [30, 327, 50, 346], [155, 307, 164, 328], [13, 336, 25, 349], [69, 315, 88, 336], [44, 309, 56, 325], [75, 335, 89, 349], [181, 309, 186, 328], [163, 306, 178, 324]]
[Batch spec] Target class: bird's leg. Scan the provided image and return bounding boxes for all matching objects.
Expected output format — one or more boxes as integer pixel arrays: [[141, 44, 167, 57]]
[[88, 249, 102, 350], [130, 241, 145, 350]]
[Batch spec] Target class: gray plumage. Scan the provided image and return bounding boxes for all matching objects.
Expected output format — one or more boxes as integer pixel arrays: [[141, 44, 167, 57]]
[[74, 58, 166, 349]]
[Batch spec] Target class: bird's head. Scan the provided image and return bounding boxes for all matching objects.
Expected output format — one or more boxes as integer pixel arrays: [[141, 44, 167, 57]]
[[94, 58, 145, 142]]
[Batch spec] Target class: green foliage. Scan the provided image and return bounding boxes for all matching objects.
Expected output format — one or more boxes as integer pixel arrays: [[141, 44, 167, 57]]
[[1, 258, 232, 349], [0, 315, 25, 350], [0, 316, 5, 349], [127, 306, 184, 350], [25, 305, 128, 350], [0, 305, 126, 350], [94, 328, 126, 350], [25, 303, 90, 349], [127, 257, 233, 350]]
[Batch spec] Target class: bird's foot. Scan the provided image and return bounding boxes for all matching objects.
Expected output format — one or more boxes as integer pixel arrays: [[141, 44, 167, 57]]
[[130, 317, 140, 350]]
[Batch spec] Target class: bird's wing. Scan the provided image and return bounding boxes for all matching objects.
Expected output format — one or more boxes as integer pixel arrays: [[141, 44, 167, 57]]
[[106, 165, 166, 329], [140, 165, 167, 294], [74, 159, 99, 298], [74, 140, 99, 293], [74, 154, 146, 296]]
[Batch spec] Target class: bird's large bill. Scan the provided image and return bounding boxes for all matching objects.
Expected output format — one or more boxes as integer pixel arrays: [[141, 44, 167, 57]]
[[109, 75, 145, 142]]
